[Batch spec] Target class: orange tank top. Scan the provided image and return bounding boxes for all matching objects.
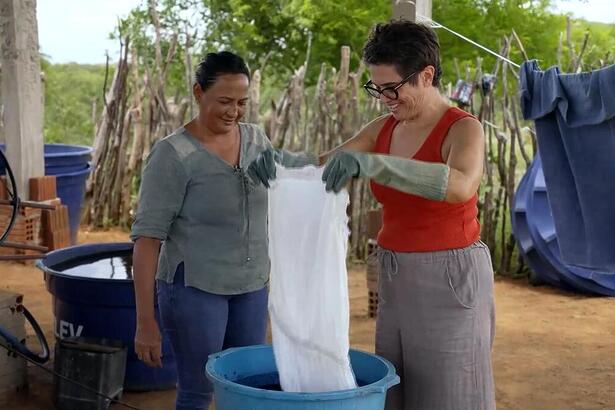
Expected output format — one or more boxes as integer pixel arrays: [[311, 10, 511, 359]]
[[370, 106, 480, 252]]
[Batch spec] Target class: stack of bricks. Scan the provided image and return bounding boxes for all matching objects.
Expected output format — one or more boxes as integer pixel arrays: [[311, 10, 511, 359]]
[[28, 176, 71, 251], [0, 205, 42, 259], [366, 209, 383, 318], [0, 177, 44, 259], [29, 176, 57, 203], [366, 239, 379, 318], [0, 177, 10, 201], [0, 176, 70, 261], [40, 202, 70, 250]]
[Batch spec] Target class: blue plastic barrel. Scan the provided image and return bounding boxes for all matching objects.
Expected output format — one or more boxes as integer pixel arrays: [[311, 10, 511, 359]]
[[37, 242, 177, 391], [54, 166, 92, 244], [511, 158, 570, 289], [43, 144, 92, 175], [42, 144, 93, 244], [206, 345, 400, 410]]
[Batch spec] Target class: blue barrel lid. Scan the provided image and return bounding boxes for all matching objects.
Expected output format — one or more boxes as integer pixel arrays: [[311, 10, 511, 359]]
[[42, 143, 93, 157], [37, 242, 133, 283], [0, 143, 92, 157]]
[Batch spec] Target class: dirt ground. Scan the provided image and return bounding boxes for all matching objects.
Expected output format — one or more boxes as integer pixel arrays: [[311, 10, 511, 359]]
[[2, 228, 615, 409]]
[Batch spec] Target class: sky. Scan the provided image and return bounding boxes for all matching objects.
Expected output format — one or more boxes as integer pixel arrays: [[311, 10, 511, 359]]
[[37, 0, 143, 64], [36, 0, 615, 65]]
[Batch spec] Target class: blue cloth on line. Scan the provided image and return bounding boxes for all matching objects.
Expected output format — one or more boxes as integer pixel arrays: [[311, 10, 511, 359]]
[[519, 60, 615, 272]]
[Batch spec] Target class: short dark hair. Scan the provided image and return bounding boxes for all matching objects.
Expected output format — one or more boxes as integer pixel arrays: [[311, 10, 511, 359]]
[[195, 51, 250, 91], [362, 20, 442, 87]]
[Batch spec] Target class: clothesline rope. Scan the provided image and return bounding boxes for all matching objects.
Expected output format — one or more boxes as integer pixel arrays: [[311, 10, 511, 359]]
[[413, 12, 522, 69]]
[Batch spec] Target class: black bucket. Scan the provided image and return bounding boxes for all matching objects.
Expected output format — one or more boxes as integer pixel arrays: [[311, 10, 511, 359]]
[[53, 337, 127, 410]]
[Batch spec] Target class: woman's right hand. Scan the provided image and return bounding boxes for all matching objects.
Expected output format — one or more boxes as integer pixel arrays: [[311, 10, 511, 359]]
[[135, 317, 162, 368], [247, 148, 278, 188]]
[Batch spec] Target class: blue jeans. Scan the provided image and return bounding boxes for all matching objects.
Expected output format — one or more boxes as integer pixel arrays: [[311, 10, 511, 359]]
[[157, 263, 268, 410]]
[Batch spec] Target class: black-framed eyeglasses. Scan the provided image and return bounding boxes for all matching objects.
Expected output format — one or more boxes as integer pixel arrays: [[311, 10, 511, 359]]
[[363, 71, 418, 100]]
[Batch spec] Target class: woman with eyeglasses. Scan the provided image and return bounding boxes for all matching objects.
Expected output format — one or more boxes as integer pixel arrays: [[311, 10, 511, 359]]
[[249, 20, 495, 410]]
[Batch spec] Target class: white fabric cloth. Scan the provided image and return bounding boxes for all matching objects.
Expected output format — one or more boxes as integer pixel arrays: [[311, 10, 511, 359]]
[[268, 165, 356, 392]]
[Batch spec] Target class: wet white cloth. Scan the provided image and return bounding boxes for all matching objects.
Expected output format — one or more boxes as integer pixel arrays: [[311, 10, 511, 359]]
[[268, 165, 356, 393]]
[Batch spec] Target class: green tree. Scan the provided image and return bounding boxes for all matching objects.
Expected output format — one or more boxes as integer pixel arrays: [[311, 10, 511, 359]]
[[41, 0, 615, 146], [117, 0, 614, 89], [42, 61, 111, 145], [433, 0, 614, 83], [117, 0, 389, 85], [201, 0, 389, 80]]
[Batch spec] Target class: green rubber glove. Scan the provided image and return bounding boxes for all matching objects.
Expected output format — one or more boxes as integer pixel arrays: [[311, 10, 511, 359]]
[[321, 151, 360, 193], [247, 148, 278, 188], [322, 150, 450, 201], [247, 148, 318, 188]]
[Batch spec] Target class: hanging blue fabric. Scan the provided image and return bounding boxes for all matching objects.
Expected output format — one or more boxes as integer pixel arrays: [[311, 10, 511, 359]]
[[519, 60, 615, 272]]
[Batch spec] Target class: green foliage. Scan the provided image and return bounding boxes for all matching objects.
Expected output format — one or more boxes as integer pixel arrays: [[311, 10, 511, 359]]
[[201, 0, 389, 81], [568, 20, 615, 69], [433, 0, 615, 84], [113, 0, 615, 89], [42, 0, 615, 146], [113, 0, 388, 86], [115, 1, 190, 97], [435, 1, 551, 82], [42, 60, 112, 146]]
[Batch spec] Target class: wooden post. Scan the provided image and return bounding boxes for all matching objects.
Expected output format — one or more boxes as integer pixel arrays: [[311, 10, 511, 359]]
[[391, 0, 432, 21], [247, 69, 261, 124], [0, 0, 45, 200], [416, 0, 432, 20], [335, 46, 352, 143], [184, 27, 195, 120], [392, 0, 415, 20]]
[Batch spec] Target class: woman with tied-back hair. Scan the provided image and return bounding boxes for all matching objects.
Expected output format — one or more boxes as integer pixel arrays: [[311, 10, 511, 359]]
[[131, 51, 315, 410]]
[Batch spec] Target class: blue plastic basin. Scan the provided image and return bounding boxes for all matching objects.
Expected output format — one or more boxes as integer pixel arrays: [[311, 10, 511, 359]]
[[206, 345, 399, 410]]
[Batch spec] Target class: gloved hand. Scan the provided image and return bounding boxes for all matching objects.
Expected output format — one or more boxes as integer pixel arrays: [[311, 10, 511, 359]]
[[321, 151, 360, 193], [248, 147, 319, 188], [322, 150, 450, 201], [247, 148, 279, 188]]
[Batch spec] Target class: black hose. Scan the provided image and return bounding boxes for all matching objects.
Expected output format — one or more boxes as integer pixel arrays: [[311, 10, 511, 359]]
[[0, 305, 49, 363], [0, 148, 19, 244]]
